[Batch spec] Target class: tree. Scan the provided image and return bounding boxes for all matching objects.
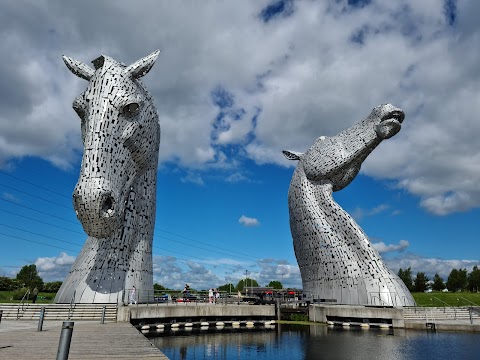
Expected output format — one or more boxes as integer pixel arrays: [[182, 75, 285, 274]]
[[467, 266, 480, 292], [432, 273, 446, 291], [15, 265, 43, 290], [267, 280, 283, 289], [0, 276, 20, 291], [42, 281, 63, 293], [446, 268, 468, 292], [235, 278, 259, 292], [217, 283, 235, 293], [398, 267, 413, 292], [413, 272, 429, 292], [153, 283, 167, 291]]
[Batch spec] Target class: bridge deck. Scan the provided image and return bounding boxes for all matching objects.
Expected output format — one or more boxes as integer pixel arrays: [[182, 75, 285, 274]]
[[0, 320, 168, 359]]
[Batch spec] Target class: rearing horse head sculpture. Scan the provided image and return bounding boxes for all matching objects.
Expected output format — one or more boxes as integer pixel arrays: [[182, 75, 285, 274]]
[[55, 51, 161, 304], [64, 51, 160, 238], [283, 104, 415, 306]]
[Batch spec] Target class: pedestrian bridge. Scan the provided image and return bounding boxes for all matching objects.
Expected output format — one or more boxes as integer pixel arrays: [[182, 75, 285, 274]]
[[118, 303, 276, 324]]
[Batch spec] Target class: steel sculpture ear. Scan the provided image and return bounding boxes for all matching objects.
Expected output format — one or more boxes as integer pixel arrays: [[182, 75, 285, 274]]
[[282, 150, 303, 161], [62, 56, 95, 80], [124, 50, 160, 79]]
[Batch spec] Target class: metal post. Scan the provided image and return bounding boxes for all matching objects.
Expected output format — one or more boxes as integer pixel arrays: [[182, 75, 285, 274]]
[[56, 321, 74, 360], [245, 270, 248, 295], [101, 305, 106, 324], [276, 298, 281, 321], [38, 307, 45, 331], [0, 309, 3, 324]]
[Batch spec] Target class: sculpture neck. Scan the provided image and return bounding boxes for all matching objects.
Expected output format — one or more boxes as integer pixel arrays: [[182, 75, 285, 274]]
[[303, 119, 382, 191], [311, 181, 367, 241], [289, 167, 370, 245]]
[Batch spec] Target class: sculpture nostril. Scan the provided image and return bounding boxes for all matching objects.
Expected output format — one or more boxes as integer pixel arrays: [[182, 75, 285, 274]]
[[101, 194, 115, 215]]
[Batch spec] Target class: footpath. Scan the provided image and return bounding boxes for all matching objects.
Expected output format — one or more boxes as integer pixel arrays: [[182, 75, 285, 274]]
[[0, 320, 168, 360]]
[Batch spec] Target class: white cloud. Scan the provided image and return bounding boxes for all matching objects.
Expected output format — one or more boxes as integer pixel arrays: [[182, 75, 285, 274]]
[[373, 239, 410, 254], [238, 215, 260, 227], [2, 192, 20, 203], [0, 267, 17, 277], [35, 252, 76, 282], [151, 255, 302, 290], [180, 172, 204, 186], [152, 255, 223, 290], [385, 254, 479, 279], [225, 172, 249, 183], [255, 258, 302, 289], [351, 204, 391, 222], [0, 0, 479, 215]]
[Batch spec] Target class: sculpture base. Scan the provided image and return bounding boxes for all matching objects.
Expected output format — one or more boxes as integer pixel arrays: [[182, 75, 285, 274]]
[[303, 275, 415, 307]]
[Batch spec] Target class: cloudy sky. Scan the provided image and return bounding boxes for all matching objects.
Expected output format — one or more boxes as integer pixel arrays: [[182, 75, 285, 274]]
[[0, 0, 479, 290]]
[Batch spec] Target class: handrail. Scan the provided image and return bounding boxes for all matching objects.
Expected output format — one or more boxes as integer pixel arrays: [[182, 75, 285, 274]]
[[68, 290, 76, 319], [16, 289, 31, 319], [426, 308, 436, 330], [370, 294, 391, 307]]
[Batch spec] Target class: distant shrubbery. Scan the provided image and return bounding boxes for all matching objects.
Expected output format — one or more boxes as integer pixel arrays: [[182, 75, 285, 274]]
[[1, 264, 63, 296], [0, 276, 21, 291], [0, 276, 62, 293], [289, 314, 309, 322], [398, 266, 480, 293], [42, 281, 63, 293], [11, 287, 30, 300]]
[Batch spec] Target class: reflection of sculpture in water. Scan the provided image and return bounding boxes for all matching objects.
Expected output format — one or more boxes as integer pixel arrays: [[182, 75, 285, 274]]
[[283, 104, 415, 306], [55, 50, 161, 304]]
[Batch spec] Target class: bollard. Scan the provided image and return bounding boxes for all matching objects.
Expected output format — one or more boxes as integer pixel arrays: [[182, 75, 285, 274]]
[[56, 321, 74, 360], [101, 305, 106, 324], [0, 309, 3, 324], [38, 307, 45, 331]]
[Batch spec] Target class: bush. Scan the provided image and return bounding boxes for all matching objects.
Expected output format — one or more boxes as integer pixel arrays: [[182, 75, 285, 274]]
[[11, 287, 30, 300], [42, 281, 62, 292], [289, 314, 309, 322], [0, 277, 21, 291]]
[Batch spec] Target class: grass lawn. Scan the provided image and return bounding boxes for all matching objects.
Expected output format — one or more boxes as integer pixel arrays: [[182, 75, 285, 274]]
[[412, 292, 480, 307], [0, 291, 56, 304]]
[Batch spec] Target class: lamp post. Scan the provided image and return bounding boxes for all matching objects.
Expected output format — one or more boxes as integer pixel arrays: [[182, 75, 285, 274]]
[[245, 270, 248, 295]]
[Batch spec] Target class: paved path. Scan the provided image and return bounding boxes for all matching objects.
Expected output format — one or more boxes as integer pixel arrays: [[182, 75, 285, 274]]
[[0, 320, 168, 359]]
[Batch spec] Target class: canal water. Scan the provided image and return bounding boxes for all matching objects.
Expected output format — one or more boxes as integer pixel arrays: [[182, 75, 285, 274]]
[[148, 324, 480, 360]]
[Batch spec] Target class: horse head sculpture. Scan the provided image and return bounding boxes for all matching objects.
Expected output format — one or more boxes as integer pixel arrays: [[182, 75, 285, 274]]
[[55, 51, 161, 304], [283, 104, 415, 306]]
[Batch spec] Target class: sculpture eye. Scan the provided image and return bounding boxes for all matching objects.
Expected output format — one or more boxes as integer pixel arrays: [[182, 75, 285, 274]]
[[72, 96, 86, 119], [123, 102, 140, 117]]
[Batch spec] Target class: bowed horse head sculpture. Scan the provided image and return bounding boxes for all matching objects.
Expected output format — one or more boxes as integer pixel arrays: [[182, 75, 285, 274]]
[[55, 50, 161, 304], [284, 104, 415, 306]]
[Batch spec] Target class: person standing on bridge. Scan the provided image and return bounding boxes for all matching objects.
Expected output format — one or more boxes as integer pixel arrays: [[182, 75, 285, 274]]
[[31, 287, 39, 303], [183, 284, 190, 300], [129, 286, 137, 305]]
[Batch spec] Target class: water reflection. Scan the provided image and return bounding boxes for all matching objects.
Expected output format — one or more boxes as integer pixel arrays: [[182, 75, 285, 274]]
[[148, 324, 480, 360]]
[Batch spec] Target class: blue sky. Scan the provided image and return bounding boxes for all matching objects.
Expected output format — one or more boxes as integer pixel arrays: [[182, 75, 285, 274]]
[[0, 0, 479, 290]]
